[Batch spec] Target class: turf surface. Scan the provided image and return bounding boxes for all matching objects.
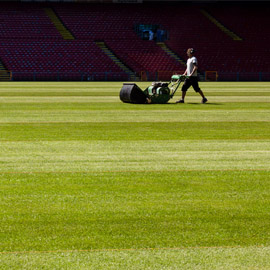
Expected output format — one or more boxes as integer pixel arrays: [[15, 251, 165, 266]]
[[0, 81, 269, 269]]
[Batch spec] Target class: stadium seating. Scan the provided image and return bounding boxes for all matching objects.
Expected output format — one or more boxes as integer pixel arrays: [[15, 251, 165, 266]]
[[0, 39, 126, 80], [0, 2, 62, 39], [0, 2, 269, 81], [164, 2, 270, 78], [204, 3, 270, 74], [53, 3, 185, 77]]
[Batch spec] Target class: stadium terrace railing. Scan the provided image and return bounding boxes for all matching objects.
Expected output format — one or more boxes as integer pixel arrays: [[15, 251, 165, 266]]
[[141, 71, 184, 82], [143, 71, 270, 82], [216, 72, 270, 82], [8, 71, 270, 82], [10, 71, 132, 82]]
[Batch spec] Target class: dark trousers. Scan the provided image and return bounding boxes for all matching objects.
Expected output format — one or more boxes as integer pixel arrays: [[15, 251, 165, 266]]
[[182, 76, 201, 92]]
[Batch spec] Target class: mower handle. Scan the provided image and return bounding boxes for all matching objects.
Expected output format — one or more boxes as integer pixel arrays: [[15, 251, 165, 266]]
[[169, 75, 188, 97]]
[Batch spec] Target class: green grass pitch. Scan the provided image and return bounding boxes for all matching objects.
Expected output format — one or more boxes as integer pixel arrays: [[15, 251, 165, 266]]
[[0, 81, 270, 269]]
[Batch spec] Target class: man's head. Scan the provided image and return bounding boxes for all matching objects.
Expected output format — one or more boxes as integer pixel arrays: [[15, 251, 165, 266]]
[[187, 48, 195, 57]]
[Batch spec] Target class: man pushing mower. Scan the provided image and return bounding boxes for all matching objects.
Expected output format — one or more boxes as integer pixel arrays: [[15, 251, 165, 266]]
[[176, 48, 208, 104], [120, 74, 187, 104], [119, 48, 208, 104]]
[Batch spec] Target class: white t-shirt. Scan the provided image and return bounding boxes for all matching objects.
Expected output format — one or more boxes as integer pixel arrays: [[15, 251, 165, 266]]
[[186, 56, 198, 77]]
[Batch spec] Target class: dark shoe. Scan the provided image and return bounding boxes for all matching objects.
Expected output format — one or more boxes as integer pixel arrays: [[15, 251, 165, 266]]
[[176, 99, 184, 103], [201, 97, 208, 104]]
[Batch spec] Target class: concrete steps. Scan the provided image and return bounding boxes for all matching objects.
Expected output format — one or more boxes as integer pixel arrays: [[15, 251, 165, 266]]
[[44, 8, 74, 40], [157, 42, 205, 81], [96, 42, 139, 81], [0, 61, 11, 81], [200, 9, 242, 41], [157, 42, 186, 67]]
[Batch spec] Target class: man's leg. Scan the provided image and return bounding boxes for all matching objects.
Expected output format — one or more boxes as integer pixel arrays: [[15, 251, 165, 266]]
[[192, 78, 208, 103], [182, 90, 186, 100], [198, 89, 205, 98], [176, 79, 190, 103]]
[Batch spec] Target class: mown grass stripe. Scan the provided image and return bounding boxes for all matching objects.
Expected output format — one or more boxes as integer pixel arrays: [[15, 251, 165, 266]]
[[0, 168, 269, 174], [0, 82, 270, 269], [0, 245, 266, 255]]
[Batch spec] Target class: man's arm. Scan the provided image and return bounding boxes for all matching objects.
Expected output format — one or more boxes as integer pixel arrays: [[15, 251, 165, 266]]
[[183, 69, 187, 76], [189, 64, 198, 76]]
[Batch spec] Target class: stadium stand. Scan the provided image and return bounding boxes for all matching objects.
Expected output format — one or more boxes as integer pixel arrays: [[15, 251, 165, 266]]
[[0, 1, 269, 81], [205, 3, 270, 74], [0, 2, 62, 39], [0, 39, 126, 80], [53, 3, 185, 80], [164, 2, 270, 80]]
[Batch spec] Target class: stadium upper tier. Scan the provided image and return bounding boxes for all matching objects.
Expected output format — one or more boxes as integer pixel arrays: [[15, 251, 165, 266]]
[[0, 2, 269, 80]]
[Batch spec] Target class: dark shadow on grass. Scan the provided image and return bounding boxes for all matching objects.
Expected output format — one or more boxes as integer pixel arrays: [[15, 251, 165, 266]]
[[186, 102, 224, 106], [132, 102, 224, 105], [167, 102, 223, 106]]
